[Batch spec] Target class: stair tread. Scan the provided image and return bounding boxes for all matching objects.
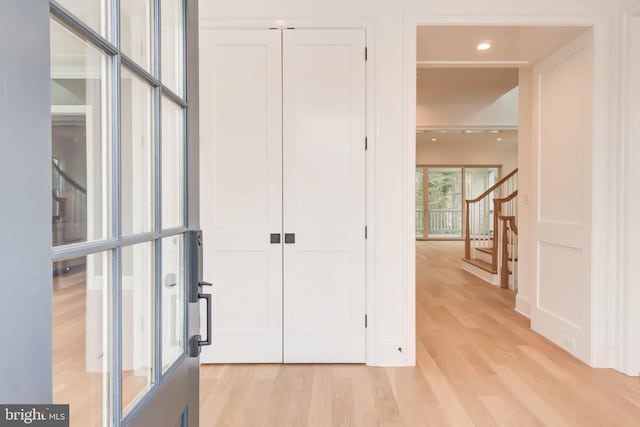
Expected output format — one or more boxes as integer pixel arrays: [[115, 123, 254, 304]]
[[461, 257, 497, 274], [475, 247, 518, 261]]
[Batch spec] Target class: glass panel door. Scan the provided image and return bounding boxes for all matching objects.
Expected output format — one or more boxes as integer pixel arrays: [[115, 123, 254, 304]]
[[49, 0, 200, 425], [427, 167, 463, 238], [466, 167, 499, 237], [416, 167, 425, 238]]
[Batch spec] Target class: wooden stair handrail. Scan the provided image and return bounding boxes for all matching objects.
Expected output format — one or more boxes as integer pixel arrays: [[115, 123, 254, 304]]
[[497, 190, 518, 204], [465, 168, 518, 204]]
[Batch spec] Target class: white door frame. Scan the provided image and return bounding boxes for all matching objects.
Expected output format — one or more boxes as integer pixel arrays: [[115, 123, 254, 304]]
[[200, 18, 378, 365], [404, 15, 619, 369], [618, 3, 640, 376]]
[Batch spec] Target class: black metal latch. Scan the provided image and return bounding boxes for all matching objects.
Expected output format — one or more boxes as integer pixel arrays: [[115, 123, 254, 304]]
[[190, 281, 213, 357]]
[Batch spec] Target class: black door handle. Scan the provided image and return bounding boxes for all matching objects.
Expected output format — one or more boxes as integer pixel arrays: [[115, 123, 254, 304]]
[[189, 281, 213, 357], [198, 281, 213, 347], [198, 291, 212, 347], [285, 233, 295, 244]]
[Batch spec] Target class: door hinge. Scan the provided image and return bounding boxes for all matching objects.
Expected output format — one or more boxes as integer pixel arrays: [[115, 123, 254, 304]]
[[365, 137, 368, 150], [365, 226, 368, 239], [365, 314, 368, 328], [365, 46, 368, 61]]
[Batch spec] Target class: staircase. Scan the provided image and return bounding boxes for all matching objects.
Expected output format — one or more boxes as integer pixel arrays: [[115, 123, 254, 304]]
[[462, 168, 518, 290], [52, 160, 87, 275]]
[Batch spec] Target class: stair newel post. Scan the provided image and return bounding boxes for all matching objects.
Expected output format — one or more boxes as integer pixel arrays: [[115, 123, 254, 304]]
[[465, 200, 471, 259], [492, 198, 501, 272], [501, 219, 510, 289]]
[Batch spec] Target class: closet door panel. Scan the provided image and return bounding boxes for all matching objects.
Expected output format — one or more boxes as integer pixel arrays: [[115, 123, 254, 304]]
[[283, 29, 366, 363], [200, 29, 283, 363]]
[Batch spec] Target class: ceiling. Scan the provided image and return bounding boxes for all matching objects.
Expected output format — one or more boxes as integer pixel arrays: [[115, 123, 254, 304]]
[[416, 26, 587, 64], [417, 68, 518, 100], [417, 130, 518, 148]]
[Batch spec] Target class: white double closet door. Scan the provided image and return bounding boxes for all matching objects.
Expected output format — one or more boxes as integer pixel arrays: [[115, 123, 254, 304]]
[[200, 28, 366, 363]]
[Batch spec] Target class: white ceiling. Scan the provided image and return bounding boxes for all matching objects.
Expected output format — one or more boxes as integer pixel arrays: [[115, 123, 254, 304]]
[[417, 68, 518, 100], [416, 26, 587, 64], [417, 130, 518, 147]]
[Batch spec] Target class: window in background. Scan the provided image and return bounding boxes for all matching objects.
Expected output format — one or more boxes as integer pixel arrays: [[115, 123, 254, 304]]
[[416, 168, 425, 238], [416, 166, 500, 239], [427, 168, 463, 238]]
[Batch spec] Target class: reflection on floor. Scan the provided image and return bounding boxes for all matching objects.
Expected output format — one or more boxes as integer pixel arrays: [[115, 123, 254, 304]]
[[52, 269, 148, 427], [199, 241, 640, 426]]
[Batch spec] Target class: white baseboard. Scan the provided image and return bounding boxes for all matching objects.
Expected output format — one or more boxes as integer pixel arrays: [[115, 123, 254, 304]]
[[515, 294, 531, 318], [462, 262, 500, 286]]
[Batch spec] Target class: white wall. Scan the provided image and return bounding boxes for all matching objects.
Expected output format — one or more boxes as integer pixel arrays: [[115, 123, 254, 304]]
[[516, 68, 533, 319], [416, 135, 517, 172], [199, 0, 628, 368], [417, 68, 519, 128], [620, 5, 640, 376]]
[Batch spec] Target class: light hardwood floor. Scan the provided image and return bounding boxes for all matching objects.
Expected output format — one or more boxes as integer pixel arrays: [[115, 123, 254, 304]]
[[200, 241, 640, 426]]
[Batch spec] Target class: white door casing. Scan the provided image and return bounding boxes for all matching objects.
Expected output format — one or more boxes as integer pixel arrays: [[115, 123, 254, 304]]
[[531, 31, 593, 362], [199, 29, 283, 363], [282, 29, 367, 363]]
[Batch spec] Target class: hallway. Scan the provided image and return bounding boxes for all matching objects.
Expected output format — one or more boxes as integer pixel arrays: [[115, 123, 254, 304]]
[[199, 241, 640, 426]]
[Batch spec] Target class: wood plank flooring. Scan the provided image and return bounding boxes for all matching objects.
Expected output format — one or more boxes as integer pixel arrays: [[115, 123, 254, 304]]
[[200, 241, 640, 426]]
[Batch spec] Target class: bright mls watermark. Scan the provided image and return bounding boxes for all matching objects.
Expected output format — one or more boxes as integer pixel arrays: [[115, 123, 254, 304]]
[[0, 405, 68, 427]]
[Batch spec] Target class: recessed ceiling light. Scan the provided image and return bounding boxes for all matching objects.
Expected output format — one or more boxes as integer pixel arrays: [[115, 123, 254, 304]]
[[497, 137, 503, 141], [431, 138, 437, 142], [464, 130, 473, 133], [477, 42, 491, 51]]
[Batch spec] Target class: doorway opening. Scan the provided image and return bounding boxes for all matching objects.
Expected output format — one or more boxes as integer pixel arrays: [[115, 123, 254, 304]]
[[413, 24, 593, 363]]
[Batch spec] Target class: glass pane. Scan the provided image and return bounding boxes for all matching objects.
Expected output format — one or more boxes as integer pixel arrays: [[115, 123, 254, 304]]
[[416, 168, 424, 238], [121, 0, 154, 72], [161, 97, 184, 229], [466, 167, 500, 236], [52, 252, 112, 427], [427, 168, 463, 238], [55, 0, 110, 39], [161, 235, 184, 370], [161, 0, 184, 96], [121, 67, 155, 235], [121, 242, 154, 412], [466, 167, 499, 199], [51, 20, 112, 246]]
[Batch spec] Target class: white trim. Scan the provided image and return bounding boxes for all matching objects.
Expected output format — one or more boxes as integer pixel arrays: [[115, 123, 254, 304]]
[[416, 125, 518, 132], [615, 3, 640, 376], [198, 18, 380, 366], [515, 294, 531, 319], [417, 60, 528, 68], [51, 104, 90, 115], [405, 14, 614, 370]]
